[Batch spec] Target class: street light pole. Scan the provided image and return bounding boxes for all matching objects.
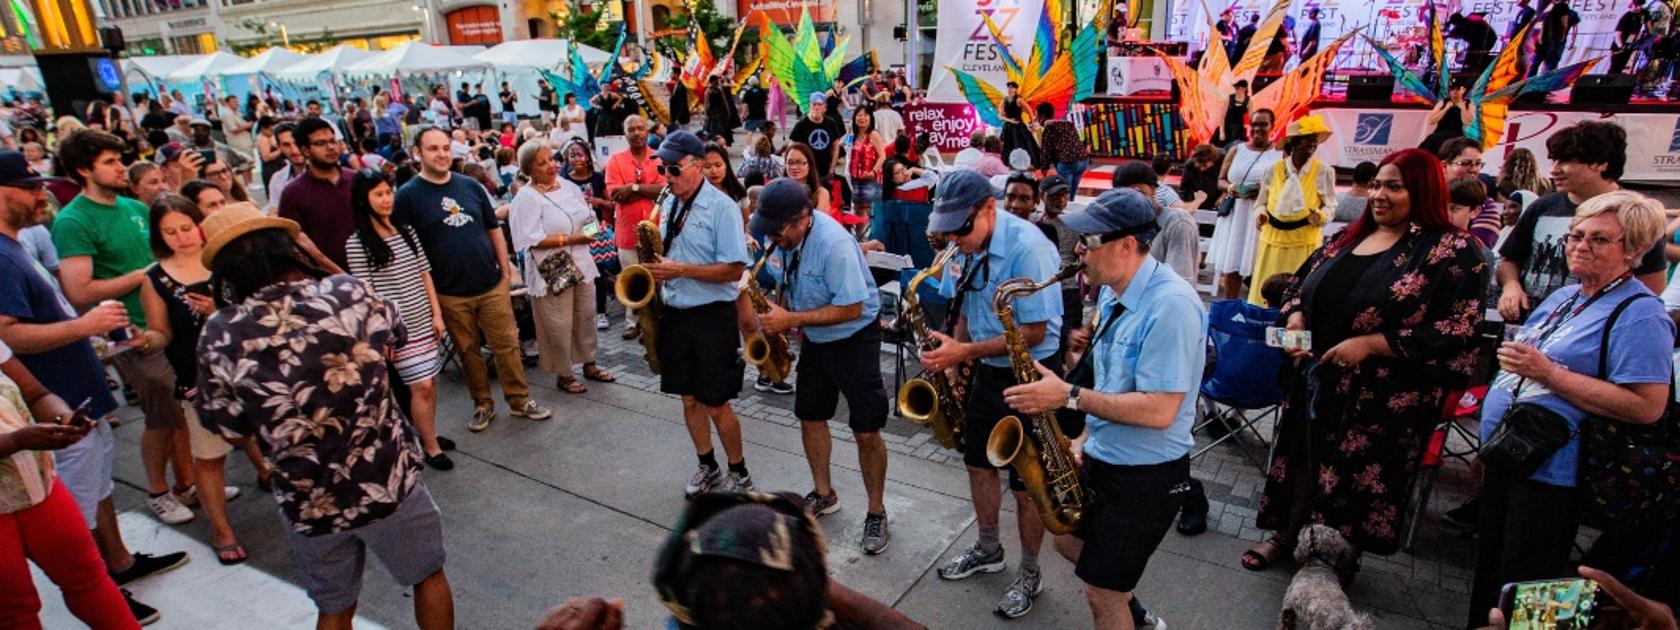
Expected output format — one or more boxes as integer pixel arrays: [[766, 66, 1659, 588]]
[[412, 2, 436, 43]]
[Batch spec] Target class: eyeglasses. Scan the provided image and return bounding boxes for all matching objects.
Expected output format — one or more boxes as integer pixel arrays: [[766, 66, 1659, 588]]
[[1565, 231, 1624, 250], [204, 167, 230, 177], [1448, 159, 1485, 169], [660, 160, 694, 178], [308, 139, 337, 148]]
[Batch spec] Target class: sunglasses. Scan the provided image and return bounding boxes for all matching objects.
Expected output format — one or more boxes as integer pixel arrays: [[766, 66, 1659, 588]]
[[660, 160, 692, 178], [946, 209, 980, 238], [1077, 222, 1157, 250]]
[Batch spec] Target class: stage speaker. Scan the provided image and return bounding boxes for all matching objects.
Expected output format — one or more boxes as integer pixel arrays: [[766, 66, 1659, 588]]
[[1346, 74, 1395, 102], [1571, 74, 1635, 105], [99, 27, 124, 53]]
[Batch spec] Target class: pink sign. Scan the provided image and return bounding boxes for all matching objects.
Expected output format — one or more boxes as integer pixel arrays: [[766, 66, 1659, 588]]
[[905, 103, 986, 153]]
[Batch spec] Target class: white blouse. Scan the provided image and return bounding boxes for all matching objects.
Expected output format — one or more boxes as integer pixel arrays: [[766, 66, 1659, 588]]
[[510, 181, 600, 295]]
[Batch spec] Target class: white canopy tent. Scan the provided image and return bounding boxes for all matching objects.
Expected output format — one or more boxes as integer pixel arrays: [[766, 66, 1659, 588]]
[[164, 52, 246, 82], [219, 47, 307, 77], [122, 55, 199, 92], [0, 67, 43, 93], [343, 42, 487, 77], [472, 39, 611, 70], [271, 45, 376, 82]]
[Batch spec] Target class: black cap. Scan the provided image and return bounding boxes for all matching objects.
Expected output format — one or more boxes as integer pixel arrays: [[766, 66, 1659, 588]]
[[0, 151, 55, 186], [749, 177, 812, 238], [1111, 161, 1159, 188]]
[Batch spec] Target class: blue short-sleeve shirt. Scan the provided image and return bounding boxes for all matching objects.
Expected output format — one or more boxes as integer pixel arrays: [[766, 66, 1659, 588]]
[[957, 212, 1063, 367], [0, 234, 119, 419], [1083, 258, 1208, 466], [659, 182, 751, 309], [1480, 280, 1675, 487], [770, 212, 879, 343]]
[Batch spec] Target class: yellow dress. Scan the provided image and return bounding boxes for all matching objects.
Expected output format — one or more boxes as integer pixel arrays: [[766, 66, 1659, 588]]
[[1248, 158, 1336, 305]]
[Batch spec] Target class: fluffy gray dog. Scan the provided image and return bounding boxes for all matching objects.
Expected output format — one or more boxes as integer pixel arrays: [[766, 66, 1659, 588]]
[[1277, 525, 1374, 630]]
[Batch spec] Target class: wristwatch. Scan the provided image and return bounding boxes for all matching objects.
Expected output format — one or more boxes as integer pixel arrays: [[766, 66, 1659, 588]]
[[632, 183, 640, 194], [1065, 385, 1082, 411]]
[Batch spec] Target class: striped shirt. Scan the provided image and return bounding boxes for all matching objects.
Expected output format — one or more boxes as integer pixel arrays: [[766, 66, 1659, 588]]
[[345, 228, 442, 384]]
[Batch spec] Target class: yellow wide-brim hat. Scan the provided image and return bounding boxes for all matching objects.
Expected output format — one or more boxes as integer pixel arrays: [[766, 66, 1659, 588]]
[[1285, 114, 1333, 143]]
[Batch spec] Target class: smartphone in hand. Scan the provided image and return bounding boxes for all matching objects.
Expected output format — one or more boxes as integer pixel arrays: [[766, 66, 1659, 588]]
[[1499, 577, 1599, 630], [59, 397, 94, 429]]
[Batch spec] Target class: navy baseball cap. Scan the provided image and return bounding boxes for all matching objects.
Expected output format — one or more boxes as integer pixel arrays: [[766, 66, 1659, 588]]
[[655, 130, 705, 164], [749, 177, 812, 238], [0, 151, 55, 186], [927, 170, 995, 234], [1061, 188, 1160, 243], [1040, 174, 1070, 196]]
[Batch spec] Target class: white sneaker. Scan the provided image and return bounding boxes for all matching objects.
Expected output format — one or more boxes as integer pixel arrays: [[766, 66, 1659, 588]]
[[595, 314, 609, 330], [147, 493, 193, 525], [175, 485, 240, 507]]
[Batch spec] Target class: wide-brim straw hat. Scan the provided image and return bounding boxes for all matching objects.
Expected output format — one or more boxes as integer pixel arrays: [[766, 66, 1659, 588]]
[[1285, 114, 1333, 143], [200, 201, 301, 267]]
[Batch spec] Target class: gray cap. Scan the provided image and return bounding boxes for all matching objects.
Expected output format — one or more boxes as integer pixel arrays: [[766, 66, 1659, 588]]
[[654, 130, 705, 164], [927, 170, 995, 234], [749, 177, 812, 238], [1061, 188, 1160, 243]]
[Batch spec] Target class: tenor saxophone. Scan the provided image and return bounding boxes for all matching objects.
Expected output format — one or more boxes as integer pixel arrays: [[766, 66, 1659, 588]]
[[614, 188, 668, 374], [742, 246, 793, 384], [895, 244, 971, 450], [986, 262, 1092, 536]]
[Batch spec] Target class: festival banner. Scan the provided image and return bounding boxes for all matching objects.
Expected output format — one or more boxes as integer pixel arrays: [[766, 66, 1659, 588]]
[[905, 102, 988, 152], [926, 0, 1048, 103], [1314, 108, 1680, 183]]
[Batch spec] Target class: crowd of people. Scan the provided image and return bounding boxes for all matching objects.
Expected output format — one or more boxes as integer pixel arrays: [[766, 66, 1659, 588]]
[[0, 56, 1675, 630]]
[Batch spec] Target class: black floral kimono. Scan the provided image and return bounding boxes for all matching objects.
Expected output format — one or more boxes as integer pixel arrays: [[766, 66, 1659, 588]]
[[1256, 224, 1487, 555]]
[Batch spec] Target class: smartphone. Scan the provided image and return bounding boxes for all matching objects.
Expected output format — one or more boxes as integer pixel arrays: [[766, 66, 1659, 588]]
[[183, 280, 212, 297], [1498, 577, 1599, 630], [198, 149, 218, 164], [59, 397, 92, 427], [1264, 326, 1312, 351]]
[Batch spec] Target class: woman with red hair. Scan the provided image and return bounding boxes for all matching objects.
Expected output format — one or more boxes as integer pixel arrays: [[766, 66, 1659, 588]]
[[1242, 148, 1489, 572]]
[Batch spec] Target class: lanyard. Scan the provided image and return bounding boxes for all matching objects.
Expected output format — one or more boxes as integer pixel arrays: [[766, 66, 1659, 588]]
[[1510, 272, 1631, 395], [944, 244, 992, 331], [662, 192, 698, 252], [777, 244, 802, 308]]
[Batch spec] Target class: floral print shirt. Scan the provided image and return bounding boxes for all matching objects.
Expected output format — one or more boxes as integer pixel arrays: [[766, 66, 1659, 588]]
[[194, 275, 422, 536]]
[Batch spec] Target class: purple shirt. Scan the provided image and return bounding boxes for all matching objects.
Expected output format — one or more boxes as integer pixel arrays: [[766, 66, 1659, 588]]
[[278, 167, 356, 269]]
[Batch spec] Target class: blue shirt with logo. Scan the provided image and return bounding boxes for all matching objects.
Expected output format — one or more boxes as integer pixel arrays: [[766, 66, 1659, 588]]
[[957, 212, 1063, 367], [766, 212, 879, 343], [1083, 258, 1207, 466], [393, 173, 505, 298], [658, 181, 751, 309]]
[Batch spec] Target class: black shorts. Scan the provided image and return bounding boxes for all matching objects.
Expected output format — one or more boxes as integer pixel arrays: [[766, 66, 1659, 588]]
[[1073, 455, 1190, 593], [657, 301, 744, 407], [795, 325, 889, 433], [962, 355, 1063, 491]]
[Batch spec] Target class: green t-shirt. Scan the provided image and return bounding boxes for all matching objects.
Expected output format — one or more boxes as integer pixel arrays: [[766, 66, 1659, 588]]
[[50, 194, 153, 328]]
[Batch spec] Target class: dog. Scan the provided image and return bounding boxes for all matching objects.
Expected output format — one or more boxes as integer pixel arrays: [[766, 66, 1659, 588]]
[[1277, 525, 1374, 630]]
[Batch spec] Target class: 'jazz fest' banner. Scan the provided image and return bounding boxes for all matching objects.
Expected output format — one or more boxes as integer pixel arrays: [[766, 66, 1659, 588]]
[[1315, 108, 1680, 184], [926, 0, 1048, 103]]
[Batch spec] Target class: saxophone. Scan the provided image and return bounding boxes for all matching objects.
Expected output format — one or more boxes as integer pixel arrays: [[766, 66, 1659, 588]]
[[895, 244, 971, 450], [986, 262, 1092, 536], [742, 245, 793, 384], [614, 188, 669, 374]]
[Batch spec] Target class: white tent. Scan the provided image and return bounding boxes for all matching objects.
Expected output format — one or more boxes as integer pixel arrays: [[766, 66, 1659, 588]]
[[220, 47, 307, 77], [272, 45, 376, 81], [165, 52, 246, 82], [344, 42, 488, 77], [123, 55, 199, 85], [473, 39, 611, 70], [0, 67, 43, 93]]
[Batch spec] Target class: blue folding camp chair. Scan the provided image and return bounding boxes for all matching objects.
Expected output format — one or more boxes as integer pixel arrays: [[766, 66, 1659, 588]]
[[1194, 299, 1286, 468]]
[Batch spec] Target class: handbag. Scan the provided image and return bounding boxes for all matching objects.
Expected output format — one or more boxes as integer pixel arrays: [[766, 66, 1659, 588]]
[[536, 250, 584, 296], [1057, 303, 1124, 437], [1480, 402, 1575, 479], [1215, 151, 1264, 218], [1579, 293, 1680, 529]]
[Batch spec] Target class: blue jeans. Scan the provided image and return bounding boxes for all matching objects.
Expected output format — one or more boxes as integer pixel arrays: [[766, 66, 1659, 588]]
[[1055, 160, 1089, 193]]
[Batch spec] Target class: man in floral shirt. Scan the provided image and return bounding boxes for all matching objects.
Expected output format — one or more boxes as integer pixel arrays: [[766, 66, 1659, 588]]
[[193, 204, 453, 628]]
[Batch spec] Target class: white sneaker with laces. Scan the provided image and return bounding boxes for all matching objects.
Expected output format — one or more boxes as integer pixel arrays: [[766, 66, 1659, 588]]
[[147, 493, 193, 525]]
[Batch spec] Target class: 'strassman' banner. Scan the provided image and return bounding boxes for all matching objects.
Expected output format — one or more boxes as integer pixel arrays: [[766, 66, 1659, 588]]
[[1315, 109, 1680, 184], [926, 0, 1047, 103]]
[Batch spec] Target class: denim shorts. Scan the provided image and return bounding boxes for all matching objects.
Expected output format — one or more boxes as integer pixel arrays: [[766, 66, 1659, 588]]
[[284, 484, 447, 613]]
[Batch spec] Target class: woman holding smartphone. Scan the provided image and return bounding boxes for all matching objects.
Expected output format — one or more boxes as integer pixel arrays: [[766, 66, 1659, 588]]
[[137, 195, 272, 565]]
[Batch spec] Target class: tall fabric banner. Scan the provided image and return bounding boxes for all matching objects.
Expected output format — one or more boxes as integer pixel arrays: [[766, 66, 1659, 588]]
[[927, 0, 1048, 104]]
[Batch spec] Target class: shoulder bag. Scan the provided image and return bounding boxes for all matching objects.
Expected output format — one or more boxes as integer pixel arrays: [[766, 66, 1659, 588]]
[[531, 189, 587, 296], [1578, 293, 1680, 529]]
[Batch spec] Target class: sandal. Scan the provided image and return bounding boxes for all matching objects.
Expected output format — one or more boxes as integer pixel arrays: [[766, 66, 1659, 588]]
[[557, 376, 588, 394], [256, 471, 273, 492], [214, 542, 248, 566], [582, 364, 616, 383], [1241, 537, 1293, 571]]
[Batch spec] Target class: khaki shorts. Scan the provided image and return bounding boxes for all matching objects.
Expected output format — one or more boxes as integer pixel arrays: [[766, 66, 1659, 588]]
[[183, 403, 234, 460], [111, 347, 186, 430]]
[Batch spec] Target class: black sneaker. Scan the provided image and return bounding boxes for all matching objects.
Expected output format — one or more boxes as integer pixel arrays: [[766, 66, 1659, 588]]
[[804, 490, 840, 516], [425, 452, 455, 470], [124, 590, 159, 626], [766, 381, 794, 395], [1444, 497, 1480, 529], [436, 436, 457, 451], [109, 551, 189, 587]]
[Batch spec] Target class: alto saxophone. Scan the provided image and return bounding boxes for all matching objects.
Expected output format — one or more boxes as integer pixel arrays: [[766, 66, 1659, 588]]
[[742, 246, 794, 384], [614, 187, 669, 374], [986, 262, 1092, 536], [895, 244, 971, 450]]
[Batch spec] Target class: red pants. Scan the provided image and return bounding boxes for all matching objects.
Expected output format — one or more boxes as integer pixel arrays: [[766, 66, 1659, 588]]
[[0, 480, 138, 630]]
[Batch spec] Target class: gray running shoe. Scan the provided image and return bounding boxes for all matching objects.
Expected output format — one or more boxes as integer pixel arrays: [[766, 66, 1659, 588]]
[[804, 490, 840, 516], [937, 542, 1006, 580], [469, 407, 494, 433], [861, 512, 890, 555], [722, 470, 754, 492], [685, 465, 721, 499], [994, 568, 1043, 619], [511, 400, 552, 420]]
